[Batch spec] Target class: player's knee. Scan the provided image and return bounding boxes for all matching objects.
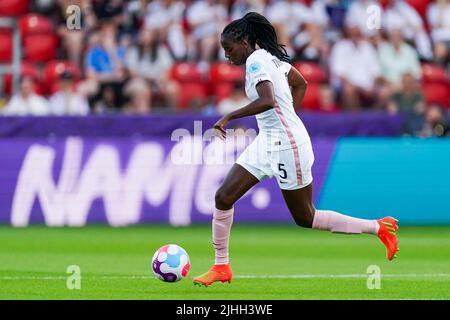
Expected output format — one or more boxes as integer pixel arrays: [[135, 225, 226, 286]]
[[215, 189, 235, 210], [293, 208, 315, 228]]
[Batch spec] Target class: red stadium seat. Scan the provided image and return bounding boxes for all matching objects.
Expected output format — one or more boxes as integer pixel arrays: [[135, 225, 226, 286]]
[[421, 63, 448, 84], [178, 83, 208, 110], [406, 0, 430, 21], [23, 34, 58, 62], [170, 63, 210, 109], [0, 0, 29, 17], [209, 62, 244, 83], [422, 83, 450, 109], [209, 63, 244, 103], [214, 83, 234, 102], [170, 63, 205, 82], [293, 62, 327, 83], [18, 14, 53, 35], [43, 60, 81, 87], [0, 29, 12, 62], [299, 83, 321, 110]]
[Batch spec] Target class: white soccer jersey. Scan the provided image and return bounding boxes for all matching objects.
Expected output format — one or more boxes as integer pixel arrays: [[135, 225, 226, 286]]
[[244, 49, 310, 151]]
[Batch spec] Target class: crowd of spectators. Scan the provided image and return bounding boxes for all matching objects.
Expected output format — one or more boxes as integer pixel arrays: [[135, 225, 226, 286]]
[[0, 0, 449, 136]]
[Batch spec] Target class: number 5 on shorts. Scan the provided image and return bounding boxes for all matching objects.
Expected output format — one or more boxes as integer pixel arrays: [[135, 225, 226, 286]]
[[278, 163, 287, 179]]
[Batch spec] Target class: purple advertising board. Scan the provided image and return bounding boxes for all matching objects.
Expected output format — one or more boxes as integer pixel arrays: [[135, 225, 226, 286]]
[[0, 113, 408, 226], [0, 136, 335, 226]]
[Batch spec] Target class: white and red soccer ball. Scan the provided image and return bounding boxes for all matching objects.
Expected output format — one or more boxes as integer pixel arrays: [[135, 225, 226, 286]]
[[152, 244, 190, 282]]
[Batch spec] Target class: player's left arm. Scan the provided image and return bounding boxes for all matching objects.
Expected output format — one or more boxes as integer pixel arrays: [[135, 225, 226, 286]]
[[288, 66, 308, 109], [213, 80, 277, 139]]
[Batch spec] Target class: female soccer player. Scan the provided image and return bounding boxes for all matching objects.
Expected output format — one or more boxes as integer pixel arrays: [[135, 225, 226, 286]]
[[193, 12, 399, 287]]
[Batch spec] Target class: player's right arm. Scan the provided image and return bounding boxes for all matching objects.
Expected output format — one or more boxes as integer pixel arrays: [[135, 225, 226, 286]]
[[288, 66, 308, 109], [212, 81, 277, 139]]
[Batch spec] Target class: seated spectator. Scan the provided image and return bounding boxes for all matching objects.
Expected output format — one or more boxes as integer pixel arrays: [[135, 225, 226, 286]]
[[144, 0, 187, 60], [186, 0, 228, 67], [217, 81, 251, 115], [318, 84, 339, 113], [95, 0, 125, 25], [297, 0, 331, 62], [427, 0, 450, 67], [86, 19, 128, 111], [85, 19, 127, 83], [125, 29, 178, 108], [266, 0, 318, 59], [1, 76, 50, 116], [125, 28, 178, 109], [382, 0, 434, 61], [387, 73, 425, 135], [420, 104, 450, 137], [231, 0, 267, 20], [92, 85, 118, 114], [124, 0, 148, 34], [388, 73, 425, 114], [346, 0, 380, 40], [55, 0, 98, 68], [378, 28, 421, 89], [309, 0, 331, 29], [314, 0, 347, 31], [49, 71, 91, 115], [123, 77, 152, 114], [125, 28, 172, 75], [329, 23, 382, 111]]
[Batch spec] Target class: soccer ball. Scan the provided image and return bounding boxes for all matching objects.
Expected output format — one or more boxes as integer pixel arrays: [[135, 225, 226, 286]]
[[151, 244, 190, 282]]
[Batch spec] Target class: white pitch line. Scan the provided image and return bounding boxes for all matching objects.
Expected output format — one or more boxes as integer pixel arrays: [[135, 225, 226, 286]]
[[0, 274, 449, 281], [235, 274, 450, 279], [0, 276, 153, 280]]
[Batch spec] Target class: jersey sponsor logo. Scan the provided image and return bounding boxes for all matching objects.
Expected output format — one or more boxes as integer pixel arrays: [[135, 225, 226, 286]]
[[249, 62, 261, 74]]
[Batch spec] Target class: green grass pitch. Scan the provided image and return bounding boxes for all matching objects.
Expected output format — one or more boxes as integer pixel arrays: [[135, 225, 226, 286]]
[[0, 224, 449, 300]]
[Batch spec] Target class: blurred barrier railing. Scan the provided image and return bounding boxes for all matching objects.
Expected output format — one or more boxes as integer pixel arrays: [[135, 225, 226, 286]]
[[0, 17, 21, 96]]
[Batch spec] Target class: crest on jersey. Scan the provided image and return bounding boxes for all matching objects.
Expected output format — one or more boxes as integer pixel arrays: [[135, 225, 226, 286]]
[[249, 62, 261, 74]]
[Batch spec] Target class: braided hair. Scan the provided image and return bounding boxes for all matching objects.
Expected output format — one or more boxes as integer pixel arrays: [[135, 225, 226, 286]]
[[222, 12, 290, 62]]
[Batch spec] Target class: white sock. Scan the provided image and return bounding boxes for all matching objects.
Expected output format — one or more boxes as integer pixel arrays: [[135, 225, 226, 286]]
[[312, 210, 379, 235], [212, 207, 234, 264]]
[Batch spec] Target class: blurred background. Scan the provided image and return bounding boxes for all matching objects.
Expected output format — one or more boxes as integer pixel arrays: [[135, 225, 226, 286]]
[[0, 0, 449, 227], [0, 0, 449, 119]]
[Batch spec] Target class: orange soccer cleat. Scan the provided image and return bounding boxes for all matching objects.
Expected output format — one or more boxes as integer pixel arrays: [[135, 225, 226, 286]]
[[193, 263, 233, 287], [377, 217, 399, 261]]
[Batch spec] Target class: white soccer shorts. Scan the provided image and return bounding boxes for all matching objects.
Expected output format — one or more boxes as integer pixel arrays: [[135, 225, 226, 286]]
[[236, 137, 314, 190]]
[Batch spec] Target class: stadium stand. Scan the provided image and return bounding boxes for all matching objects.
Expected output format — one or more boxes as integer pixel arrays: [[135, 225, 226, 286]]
[[0, 0, 448, 118]]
